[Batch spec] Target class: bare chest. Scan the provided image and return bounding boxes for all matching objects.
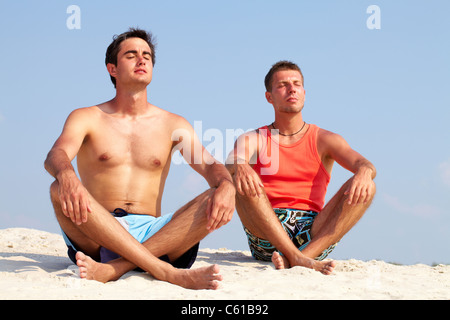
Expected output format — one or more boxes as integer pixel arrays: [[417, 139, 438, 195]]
[[79, 119, 173, 170]]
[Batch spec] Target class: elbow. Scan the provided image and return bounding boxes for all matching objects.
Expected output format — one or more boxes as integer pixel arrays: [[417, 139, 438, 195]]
[[43, 152, 51, 172], [370, 163, 377, 179]]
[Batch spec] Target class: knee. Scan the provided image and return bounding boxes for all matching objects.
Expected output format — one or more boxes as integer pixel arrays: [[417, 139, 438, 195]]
[[49, 180, 60, 204], [369, 180, 377, 200], [235, 188, 269, 205], [200, 188, 215, 202], [235, 191, 253, 204], [234, 189, 272, 219], [365, 179, 376, 196], [188, 188, 214, 212]]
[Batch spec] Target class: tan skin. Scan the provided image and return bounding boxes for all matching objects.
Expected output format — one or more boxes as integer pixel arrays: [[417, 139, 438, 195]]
[[227, 69, 376, 273], [45, 37, 235, 289]]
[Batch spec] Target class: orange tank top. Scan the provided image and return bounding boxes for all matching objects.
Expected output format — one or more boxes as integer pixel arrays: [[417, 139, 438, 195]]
[[252, 124, 330, 212]]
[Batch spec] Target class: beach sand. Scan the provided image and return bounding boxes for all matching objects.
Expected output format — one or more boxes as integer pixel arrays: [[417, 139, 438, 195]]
[[0, 228, 449, 300]]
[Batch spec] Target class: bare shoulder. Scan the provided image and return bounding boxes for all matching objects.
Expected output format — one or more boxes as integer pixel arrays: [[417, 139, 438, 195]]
[[157, 107, 193, 131], [60, 107, 102, 135], [317, 127, 347, 146], [66, 105, 101, 123], [316, 127, 352, 160]]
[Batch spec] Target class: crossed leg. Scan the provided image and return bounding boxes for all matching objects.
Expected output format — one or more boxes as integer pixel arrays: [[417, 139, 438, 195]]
[[78, 189, 218, 283], [50, 181, 222, 289], [235, 191, 336, 275], [271, 178, 376, 269]]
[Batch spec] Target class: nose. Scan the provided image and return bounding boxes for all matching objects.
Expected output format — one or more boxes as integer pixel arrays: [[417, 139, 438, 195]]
[[287, 83, 297, 93], [138, 59, 145, 66], [137, 54, 146, 66]]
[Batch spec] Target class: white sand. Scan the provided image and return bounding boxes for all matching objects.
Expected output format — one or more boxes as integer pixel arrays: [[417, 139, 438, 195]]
[[0, 228, 449, 300]]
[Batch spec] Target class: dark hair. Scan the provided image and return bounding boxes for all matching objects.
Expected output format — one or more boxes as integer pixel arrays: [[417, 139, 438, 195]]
[[105, 28, 156, 87], [264, 60, 304, 92]]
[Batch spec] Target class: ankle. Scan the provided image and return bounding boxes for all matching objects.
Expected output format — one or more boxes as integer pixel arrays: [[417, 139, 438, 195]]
[[286, 251, 315, 269]]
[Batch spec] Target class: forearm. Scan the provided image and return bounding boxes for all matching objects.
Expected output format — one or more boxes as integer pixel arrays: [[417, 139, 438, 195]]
[[225, 152, 249, 177], [205, 162, 234, 188], [44, 148, 77, 181], [354, 158, 376, 179]]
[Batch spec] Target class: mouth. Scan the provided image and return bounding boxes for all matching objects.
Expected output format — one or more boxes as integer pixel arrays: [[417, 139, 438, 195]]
[[135, 69, 147, 74], [287, 97, 298, 102]]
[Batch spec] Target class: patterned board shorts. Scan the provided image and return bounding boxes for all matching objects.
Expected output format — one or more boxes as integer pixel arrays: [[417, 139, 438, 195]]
[[244, 208, 337, 261]]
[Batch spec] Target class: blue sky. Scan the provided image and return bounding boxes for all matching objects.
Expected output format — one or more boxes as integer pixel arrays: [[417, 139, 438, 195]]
[[0, 1, 449, 265]]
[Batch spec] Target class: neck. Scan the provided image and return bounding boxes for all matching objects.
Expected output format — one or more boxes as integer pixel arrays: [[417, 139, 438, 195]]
[[273, 113, 304, 135], [112, 86, 149, 116]]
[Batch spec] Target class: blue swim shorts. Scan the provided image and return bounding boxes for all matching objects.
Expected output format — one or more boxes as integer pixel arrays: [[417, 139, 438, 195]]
[[62, 208, 199, 269], [244, 208, 337, 261]]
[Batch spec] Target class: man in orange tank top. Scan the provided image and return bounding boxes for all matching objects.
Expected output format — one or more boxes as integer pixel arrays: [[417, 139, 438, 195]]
[[226, 61, 376, 275]]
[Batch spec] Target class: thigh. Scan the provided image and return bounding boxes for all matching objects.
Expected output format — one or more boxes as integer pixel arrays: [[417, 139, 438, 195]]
[[140, 190, 212, 260], [50, 181, 101, 259], [235, 189, 276, 239]]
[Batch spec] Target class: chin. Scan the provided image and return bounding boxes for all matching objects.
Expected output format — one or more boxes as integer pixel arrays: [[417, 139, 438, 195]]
[[279, 106, 303, 113]]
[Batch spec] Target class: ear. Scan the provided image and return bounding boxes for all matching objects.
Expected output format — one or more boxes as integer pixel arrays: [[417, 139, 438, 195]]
[[265, 91, 273, 104], [106, 63, 117, 78]]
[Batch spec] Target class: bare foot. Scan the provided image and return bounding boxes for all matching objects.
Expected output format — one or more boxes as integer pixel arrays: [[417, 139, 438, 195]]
[[271, 251, 336, 275], [76, 251, 118, 283], [172, 264, 223, 290], [76, 251, 222, 289], [272, 251, 289, 269], [311, 259, 336, 275]]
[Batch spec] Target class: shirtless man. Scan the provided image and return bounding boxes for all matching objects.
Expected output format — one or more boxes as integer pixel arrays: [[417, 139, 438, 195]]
[[44, 28, 235, 289], [226, 61, 376, 274]]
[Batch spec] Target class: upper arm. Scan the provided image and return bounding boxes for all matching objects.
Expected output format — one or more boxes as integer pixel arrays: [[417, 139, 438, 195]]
[[170, 115, 215, 174], [228, 130, 261, 165], [318, 129, 370, 174], [50, 108, 92, 161]]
